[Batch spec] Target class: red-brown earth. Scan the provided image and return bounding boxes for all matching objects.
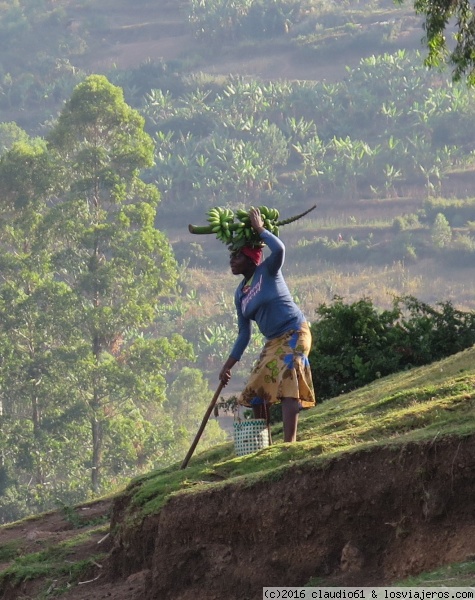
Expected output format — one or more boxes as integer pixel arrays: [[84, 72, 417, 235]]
[[3, 436, 475, 599]]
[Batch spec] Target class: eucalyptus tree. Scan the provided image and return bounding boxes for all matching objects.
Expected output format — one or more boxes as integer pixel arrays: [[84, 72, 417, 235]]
[[43, 75, 188, 493], [0, 139, 102, 514], [0, 137, 66, 495], [0, 78, 197, 512], [0, 140, 49, 496]]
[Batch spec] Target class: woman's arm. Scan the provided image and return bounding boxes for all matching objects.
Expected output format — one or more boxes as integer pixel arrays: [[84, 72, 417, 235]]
[[229, 297, 252, 360], [220, 292, 251, 385], [260, 229, 284, 275], [219, 355, 238, 385], [249, 207, 285, 275]]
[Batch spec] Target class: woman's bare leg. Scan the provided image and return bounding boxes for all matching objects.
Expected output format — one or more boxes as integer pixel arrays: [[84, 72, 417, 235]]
[[282, 397, 300, 442]]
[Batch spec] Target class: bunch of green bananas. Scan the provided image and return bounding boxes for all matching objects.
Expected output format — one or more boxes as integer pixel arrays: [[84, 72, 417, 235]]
[[233, 205, 280, 248], [206, 206, 235, 243], [189, 203, 316, 250], [259, 205, 280, 235]]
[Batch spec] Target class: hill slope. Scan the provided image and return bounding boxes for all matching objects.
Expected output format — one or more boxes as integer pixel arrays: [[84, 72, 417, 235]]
[[74, 0, 379, 80], [3, 345, 475, 598], [4, 2, 475, 598]]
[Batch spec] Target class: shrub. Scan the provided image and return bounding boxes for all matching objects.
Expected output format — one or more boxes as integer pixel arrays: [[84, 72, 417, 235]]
[[309, 295, 475, 401], [392, 216, 407, 233], [431, 213, 452, 248]]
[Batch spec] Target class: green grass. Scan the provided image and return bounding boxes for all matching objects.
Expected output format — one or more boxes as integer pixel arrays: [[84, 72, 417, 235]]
[[57, 501, 111, 529], [118, 345, 475, 523], [0, 526, 109, 588], [0, 541, 20, 562], [396, 559, 475, 586], [305, 559, 475, 587]]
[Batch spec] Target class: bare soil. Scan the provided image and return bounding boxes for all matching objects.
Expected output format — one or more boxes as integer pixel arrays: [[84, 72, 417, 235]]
[[3, 435, 475, 599], [0, 500, 114, 599]]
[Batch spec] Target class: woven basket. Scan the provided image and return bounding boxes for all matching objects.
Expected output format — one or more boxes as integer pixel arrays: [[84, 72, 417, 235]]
[[233, 419, 270, 456]]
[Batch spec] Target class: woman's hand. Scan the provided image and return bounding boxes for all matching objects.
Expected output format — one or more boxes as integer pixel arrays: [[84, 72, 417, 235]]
[[219, 356, 238, 386], [249, 207, 265, 233], [219, 367, 232, 386]]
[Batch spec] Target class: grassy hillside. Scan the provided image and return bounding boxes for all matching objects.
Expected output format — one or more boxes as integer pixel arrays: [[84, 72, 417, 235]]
[[117, 343, 475, 516], [3, 344, 475, 597]]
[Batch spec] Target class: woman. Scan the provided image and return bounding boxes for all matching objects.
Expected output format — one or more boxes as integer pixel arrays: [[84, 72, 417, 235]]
[[219, 207, 315, 442]]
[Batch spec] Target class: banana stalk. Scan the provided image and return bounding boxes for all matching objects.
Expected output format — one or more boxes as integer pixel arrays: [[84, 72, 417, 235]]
[[275, 204, 316, 227], [188, 224, 214, 234], [188, 222, 243, 235]]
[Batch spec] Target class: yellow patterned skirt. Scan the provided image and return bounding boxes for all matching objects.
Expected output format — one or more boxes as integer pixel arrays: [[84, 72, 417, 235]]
[[238, 322, 316, 409]]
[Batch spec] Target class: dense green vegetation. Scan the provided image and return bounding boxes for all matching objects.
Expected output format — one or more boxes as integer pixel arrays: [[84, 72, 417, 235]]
[[0, 75, 226, 523], [2, 0, 475, 524], [309, 295, 475, 399], [144, 50, 475, 206]]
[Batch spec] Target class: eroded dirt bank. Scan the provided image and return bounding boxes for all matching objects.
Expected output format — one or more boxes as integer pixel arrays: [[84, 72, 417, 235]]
[[105, 435, 475, 600], [3, 436, 475, 600]]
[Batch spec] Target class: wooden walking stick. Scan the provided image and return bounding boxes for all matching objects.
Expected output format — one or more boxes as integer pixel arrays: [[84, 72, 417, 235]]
[[180, 381, 225, 469]]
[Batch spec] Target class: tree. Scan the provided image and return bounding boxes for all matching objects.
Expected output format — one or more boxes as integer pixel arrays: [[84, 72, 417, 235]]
[[309, 295, 475, 401], [45, 75, 185, 493], [0, 138, 65, 495], [431, 212, 452, 248], [0, 77, 204, 516], [397, 0, 475, 84], [0, 122, 29, 156], [309, 297, 403, 400]]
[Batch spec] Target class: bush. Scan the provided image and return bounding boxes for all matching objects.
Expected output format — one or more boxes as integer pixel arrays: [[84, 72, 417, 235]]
[[392, 216, 407, 233], [309, 296, 403, 400], [309, 295, 475, 401], [422, 197, 475, 226]]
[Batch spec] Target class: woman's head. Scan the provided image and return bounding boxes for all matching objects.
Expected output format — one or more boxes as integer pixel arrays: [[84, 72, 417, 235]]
[[240, 246, 262, 265], [229, 246, 262, 276]]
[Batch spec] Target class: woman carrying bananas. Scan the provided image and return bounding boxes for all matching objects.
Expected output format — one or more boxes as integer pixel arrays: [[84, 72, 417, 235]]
[[219, 207, 315, 443]]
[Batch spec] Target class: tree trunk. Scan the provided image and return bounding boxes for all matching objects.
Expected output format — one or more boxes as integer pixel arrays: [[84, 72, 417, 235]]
[[32, 386, 45, 486], [91, 415, 103, 494]]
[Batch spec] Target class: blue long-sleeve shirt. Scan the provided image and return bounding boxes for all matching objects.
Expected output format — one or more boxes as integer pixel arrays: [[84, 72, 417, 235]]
[[230, 229, 305, 361]]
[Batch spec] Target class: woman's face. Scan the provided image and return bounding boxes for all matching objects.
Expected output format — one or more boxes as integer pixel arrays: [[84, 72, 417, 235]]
[[230, 251, 252, 275]]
